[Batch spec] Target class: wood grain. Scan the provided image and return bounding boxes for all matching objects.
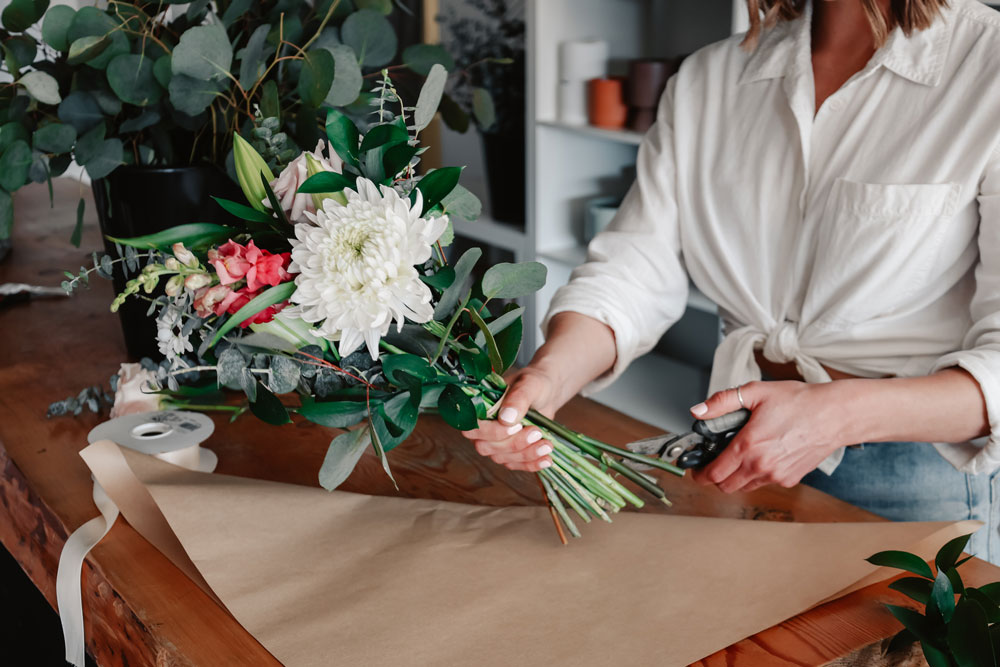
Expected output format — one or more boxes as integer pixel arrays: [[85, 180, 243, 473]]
[[1, 181, 997, 666]]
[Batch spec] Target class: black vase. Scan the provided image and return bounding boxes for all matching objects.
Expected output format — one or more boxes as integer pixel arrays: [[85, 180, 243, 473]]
[[92, 165, 243, 360], [481, 120, 526, 225]]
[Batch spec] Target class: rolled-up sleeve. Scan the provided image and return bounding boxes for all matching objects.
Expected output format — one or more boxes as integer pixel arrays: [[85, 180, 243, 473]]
[[932, 145, 1000, 474], [541, 77, 689, 395]]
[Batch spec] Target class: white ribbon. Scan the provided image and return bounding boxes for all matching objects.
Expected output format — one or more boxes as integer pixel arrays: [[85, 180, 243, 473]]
[[56, 415, 217, 667]]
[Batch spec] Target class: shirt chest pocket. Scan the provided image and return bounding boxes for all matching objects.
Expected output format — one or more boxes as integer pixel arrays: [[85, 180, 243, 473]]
[[807, 178, 960, 330]]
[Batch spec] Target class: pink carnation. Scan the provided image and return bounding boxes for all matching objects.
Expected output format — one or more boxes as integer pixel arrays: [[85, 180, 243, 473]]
[[208, 240, 292, 290]]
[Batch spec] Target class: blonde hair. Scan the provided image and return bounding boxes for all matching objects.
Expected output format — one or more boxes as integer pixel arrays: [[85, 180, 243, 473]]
[[742, 0, 951, 48]]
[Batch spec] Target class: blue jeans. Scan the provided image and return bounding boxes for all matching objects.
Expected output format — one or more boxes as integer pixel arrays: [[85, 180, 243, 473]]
[[801, 441, 1000, 565]]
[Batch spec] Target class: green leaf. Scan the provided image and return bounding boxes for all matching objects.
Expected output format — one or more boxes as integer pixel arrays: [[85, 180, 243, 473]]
[[299, 399, 368, 428], [382, 354, 435, 387], [433, 247, 481, 319], [298, 48, 335, 109], [67, 34, 110, 66], [168, 73, 222, 116], [948, 597, 995, 667], [368, 412, 398, 488], [32, 122, 75, 153], [3, 0, 48, 32], [936, 533, 973, 574], [978, 582, 1000, 605], [211, 282, 296, 347], [413, 63, 447, 132], [383, 391, 418, 435], [221, 0, 253, 27], [867, 551, 934, 579], [495, 309, 523, 373], [81, 138, 123, 180], [438, 384, 479, 430], [216, 348, 247, 390], [921, 641, 953, 667], [889, 577, 934, 605], [260, 80, 280, 121], [109, 222, 235, 252], [341, 9, 397, 69], [356, 0, 392, 14], [382, 143, 419, 180], [236, 23, 270, 88], [18, 70, 60, 105], [459, 347, 490, 382], [886, 628, 917, 655], [416, 167, 462, 215], [171, 22, 233, 82], [481, 262, 547, 300], [323, 44, 363, 107], [0, 190, 13, 244], [66, 7, 127, 69], [267, 355, 301, 394], [472, 87, 497, 130], [119, 110, 161, 133], [153, 55, 171, 89], [325, 109, 360, 168], [298, 171, 357, 194], [106, 54, 163, 106], [439, 92, 470, 133], [466, 305, 503, 374], [318, 427, 371, 491], [929, 569, 955, 623], [5, 35, 37, 73], [211, 196, 275, 223], [57, 91, 102, 133], [421, 266, 455, 291], [486, 306, 524, 337], [403, 44, 455, 76], [259, 173, 292, 232], [249, 381, 291, 425], [69, 197, 83, 247], [967, 588, 1000, 624], [0, 140, 32, 191], [885, 604, 939, 646], [359, 122, 408, 153], [0, 122, 28, 155]]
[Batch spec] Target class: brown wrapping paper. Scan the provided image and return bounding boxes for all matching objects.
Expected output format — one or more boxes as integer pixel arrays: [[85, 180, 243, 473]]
[[80, 440, 980, 666]]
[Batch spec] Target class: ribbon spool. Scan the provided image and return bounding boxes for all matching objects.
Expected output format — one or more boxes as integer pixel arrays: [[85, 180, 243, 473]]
[[58, 411, 218, 666]]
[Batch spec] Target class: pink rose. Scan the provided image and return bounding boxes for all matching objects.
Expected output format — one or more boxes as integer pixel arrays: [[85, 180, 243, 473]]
[[110, 363, 162, 418]]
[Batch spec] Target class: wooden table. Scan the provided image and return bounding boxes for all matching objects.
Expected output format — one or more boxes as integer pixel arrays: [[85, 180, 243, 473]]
[[1, 181, 996, 667]]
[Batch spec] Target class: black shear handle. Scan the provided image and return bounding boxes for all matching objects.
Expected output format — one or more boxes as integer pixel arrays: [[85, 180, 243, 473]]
[[677, 408, 752, 469]]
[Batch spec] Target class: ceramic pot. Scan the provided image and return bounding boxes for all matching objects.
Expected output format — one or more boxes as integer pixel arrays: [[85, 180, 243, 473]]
[[588, 77, 628, 129]]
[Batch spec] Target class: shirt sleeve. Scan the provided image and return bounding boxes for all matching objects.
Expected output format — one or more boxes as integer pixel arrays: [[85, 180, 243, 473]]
[[541, 76, 689, 395], [932, 144, 1000, 474]]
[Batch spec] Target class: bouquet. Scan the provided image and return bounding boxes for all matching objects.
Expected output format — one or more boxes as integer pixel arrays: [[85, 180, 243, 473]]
[[61, 69, 684, 543]]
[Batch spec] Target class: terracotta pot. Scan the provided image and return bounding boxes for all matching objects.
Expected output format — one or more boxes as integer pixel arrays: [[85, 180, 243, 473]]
[[588, 77, 627, 129]]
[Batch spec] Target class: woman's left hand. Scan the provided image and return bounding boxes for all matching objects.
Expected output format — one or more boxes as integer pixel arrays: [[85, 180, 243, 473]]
[[688, 380, 861, 493]]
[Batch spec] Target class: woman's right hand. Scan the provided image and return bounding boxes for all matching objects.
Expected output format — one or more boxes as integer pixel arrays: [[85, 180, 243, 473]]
[[461, 366, 561, 472]]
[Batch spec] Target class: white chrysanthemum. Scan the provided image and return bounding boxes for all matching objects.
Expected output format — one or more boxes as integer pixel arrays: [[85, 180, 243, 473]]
[[287, 177, 448, 359]]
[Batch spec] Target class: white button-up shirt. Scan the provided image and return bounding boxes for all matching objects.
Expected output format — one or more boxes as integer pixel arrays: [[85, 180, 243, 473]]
[[545, 0, 1000, 474]]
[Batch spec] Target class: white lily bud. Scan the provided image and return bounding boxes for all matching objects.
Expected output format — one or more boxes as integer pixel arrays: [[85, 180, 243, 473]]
[[164, 275, 184, 297], [172, 242, 199, 268], [184, 273, 213, 291]]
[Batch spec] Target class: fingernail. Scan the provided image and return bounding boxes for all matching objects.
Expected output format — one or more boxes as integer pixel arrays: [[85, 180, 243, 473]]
[[499, 407, 518, 424], [535, 444, 552, 456], [690, 402, 708, 417], [526, 430, 542, 444], [506, 423, 523, 436], [539, 459, 552, 469]]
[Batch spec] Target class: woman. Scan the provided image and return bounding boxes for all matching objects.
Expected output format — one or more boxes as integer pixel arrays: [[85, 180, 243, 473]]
[[462, 0, 1000, 562]]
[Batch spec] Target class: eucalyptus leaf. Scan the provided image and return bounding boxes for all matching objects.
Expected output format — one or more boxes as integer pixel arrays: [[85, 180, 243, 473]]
[[58, 91, 102, 133], [67, 35, 110, 66], [119, 110, 161, 133], [433, 247, 481, 320], [0, 140, 32, 191], [217, 347, 248, 390], [481, 262, 547, 300], [41, 5, 75, 51], [323, 44, 363, 107], [472, 87, 497, 130], [18, 71, 60, 105], [318, 427, 371, 491], [106, 54, 163, 106], [28, 151, 48, 183], [171, 22, 233, 82], [32, 123, 75, 153], [413, 63, 447, 132], [81, 138, 123, 180], [368, 412, 398, 488], [5, 36, 37, 73], [222, 0, 253, 27], [0, 122, 28, 154], [0, 191, 12, 245], [237, 24, 270, 88], [2, 0, 48, 33], [403, 44, 454, 76], [153, 55, 171, 89], [168, 74, 222, 116], [341, 9, 397, 68], [268, 355, 301, 394], [298, 48, 335, 109], [66, 7, 128, 69]]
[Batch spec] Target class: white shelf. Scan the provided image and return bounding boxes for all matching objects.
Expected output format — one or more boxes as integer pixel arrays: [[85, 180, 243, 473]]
[[452, 215, 528, 257], [537, 120, 645, 146]]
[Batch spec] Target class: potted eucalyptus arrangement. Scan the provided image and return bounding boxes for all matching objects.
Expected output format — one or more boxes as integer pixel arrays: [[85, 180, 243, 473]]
[[438, 0, 525, 224], [0, 0, 455, 355]]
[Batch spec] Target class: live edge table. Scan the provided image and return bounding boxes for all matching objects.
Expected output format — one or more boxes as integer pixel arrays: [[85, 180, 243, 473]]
[[2, 181, 998, 667]]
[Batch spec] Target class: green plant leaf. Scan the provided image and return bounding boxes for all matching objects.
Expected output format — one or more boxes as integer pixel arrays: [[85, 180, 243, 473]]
[[322, 44, 363, 107], [67, 34, 110, 65], [383, 391, 418, 434], [433, 247, 481, 320], [472, 87, 497, 130], [106, 54, 163, 106], [5, 35, 37, 73], [108, 222, 235, 251], [32, 122, 75, 153], [438, 92, 470, 133], [267, 355, 300, 394], [495, 308, 523, 373], [298, 48, 335, 109], [948, 597, 995, 667], [889, 577, 934, 605], [210, 282, 296, 346], [967, 588, 1000, 624], [356, 0, 392, 13], [359, 122, 409, 153], [237, 23, 270, 88], [221, 0, 253, 27], [421, 266, 455, 291], [466, 305, 504, 374], [459, 346, 490, 382], [921, 641, 953, 667], [438, 383, 478, 430], [885, 604, 939, 646], [119, 109, 161, 133], [368, 412, 398, 488], [2, 0, 48, 33], [153, 55, 171, 89], [867, 551, 934, 579], [341, 8, 397, 68], [18, 70, 60, 105], [0, 140, 32, 191], [70, 197, 83, 247], [81, 138, 123, 180], [929, 569, 955, 623], [211, 196, 275, 223], [299, 398, 369, 428], [416, 167, 462, 215], [0, 190, 13, 244], [298, 171, 357, 194], [171, 22, 233, 82], [886, 628, 917, 655], [249, 381, 291, 425], [168, 73, 222, 116], [318, 427, 371, 491], [66, 7, 127, 69], [978, 582, 1000, 605], [403, 44, 454, 76], [57, 91, 102, 133], [382, 354, 435, 387], [260, 79, 280, 121], [382, 143, 419, 180], [481, 262, 547, 300], [325, 109, 360, 168], [936, 533, 973, 574], [0, 122, 28, 155], [413, 63, 447, 132]]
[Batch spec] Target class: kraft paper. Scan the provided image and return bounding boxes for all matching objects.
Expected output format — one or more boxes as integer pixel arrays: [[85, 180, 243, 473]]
[[79, 440, 980, 666]]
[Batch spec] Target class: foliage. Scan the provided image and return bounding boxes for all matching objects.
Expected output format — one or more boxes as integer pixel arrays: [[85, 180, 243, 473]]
[[869, 533, 1000, 666], [0, 0, 452, 245]]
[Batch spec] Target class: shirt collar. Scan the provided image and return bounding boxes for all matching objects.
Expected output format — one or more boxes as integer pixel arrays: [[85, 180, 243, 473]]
[[738, 0, 955, 88]]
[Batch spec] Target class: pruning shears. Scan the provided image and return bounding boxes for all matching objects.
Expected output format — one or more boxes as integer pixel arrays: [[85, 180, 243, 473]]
[[625, 409, 751, 470]]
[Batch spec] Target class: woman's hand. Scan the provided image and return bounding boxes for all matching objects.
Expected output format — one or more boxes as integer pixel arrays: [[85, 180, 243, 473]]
[[689, 380, 861, 493], [460, 366, 563, 472]]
